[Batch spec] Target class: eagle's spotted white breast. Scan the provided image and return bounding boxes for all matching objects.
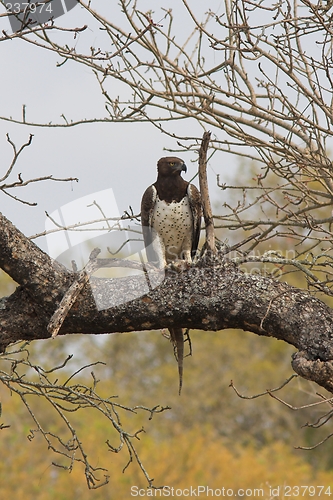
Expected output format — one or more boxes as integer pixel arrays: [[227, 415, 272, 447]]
[[140, 157, 202, 270], [151, 195, 193, 267]]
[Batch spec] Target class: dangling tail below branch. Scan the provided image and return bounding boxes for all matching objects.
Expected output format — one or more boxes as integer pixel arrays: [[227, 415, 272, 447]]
[[169, 327, 184, 395]]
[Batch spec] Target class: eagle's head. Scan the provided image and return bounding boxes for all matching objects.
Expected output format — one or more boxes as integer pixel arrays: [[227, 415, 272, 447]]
[[157, 157, 187, 176]]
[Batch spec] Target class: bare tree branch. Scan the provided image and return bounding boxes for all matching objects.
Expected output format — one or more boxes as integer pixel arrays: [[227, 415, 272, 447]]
[[0, 135, 78, 205], [0, 342, 169, 488], [198, 131, 216, 254]]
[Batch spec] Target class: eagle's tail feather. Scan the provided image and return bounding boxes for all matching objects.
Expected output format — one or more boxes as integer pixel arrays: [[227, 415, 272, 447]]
[[169, 327, 184, 395]]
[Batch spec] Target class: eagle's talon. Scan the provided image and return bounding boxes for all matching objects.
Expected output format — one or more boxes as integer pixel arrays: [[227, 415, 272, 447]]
[[142, 261, 160, 272], [168, 259, 191, 273]]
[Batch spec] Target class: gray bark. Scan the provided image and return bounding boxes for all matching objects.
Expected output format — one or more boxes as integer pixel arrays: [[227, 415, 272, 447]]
[[1, 212, 333, 393]]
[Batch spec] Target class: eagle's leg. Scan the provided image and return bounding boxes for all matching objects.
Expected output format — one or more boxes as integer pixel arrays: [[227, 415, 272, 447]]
[[169, 327, 184, 395]]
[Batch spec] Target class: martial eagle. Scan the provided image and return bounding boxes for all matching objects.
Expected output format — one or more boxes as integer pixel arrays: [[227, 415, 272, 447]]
[[141, 157, 202, 394]]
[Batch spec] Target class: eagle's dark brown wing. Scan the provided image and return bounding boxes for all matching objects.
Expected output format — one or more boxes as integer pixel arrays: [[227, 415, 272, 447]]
[[141, 184, 159, 263]]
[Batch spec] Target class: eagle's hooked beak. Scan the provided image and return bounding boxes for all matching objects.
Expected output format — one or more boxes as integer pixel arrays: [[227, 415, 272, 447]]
[[169, 160, 187, 174]]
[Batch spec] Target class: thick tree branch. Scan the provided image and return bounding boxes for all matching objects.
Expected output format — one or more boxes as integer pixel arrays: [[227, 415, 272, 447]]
[[0, 212, 70, 304], [1, 212, 333, 394]]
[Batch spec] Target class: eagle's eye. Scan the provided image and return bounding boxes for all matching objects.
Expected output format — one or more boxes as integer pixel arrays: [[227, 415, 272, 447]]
[[169, 162, 175, 166]]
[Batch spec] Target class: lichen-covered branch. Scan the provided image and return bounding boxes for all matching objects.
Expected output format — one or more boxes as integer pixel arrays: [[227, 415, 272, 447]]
[[1, 210, 333, 394]]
